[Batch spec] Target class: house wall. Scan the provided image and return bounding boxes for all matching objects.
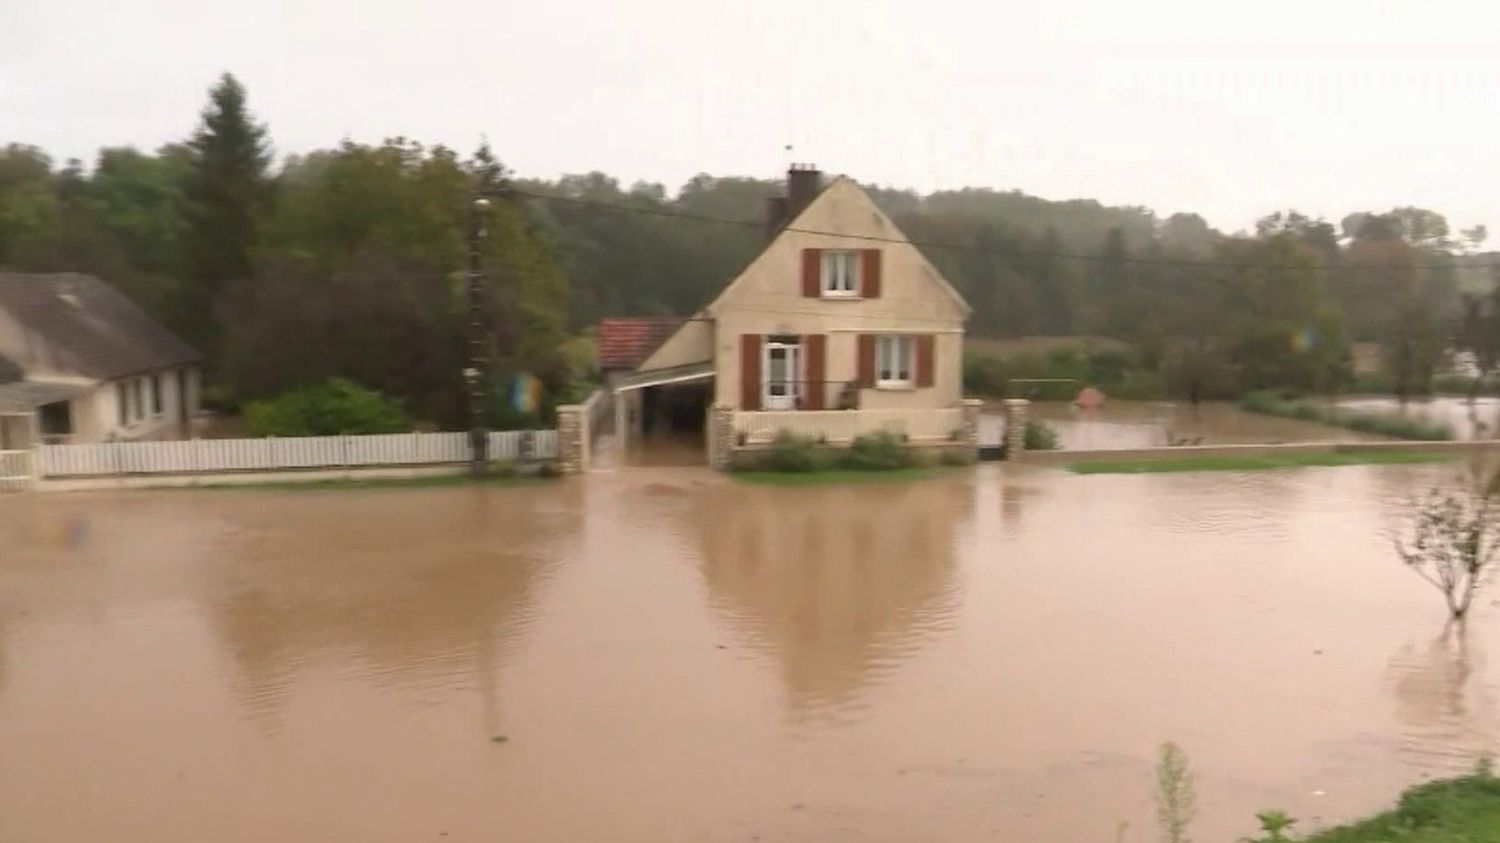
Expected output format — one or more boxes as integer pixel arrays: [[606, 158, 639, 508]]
[[709, 178, 968, 411], [70, 366, 199, 442]]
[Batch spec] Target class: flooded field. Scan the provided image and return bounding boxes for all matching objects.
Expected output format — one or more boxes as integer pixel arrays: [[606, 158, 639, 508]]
[[2, 463, 1498, 841], [1014, 400, 1384, 450], [1338, 395, 1500, 441]]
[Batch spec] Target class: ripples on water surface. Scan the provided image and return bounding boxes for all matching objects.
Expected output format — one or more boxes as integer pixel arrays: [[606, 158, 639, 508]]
[[1, 461, 1497, 841]]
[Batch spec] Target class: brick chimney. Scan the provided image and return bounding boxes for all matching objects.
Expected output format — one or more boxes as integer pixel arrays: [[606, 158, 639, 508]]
[[786, 164, 823, 220]]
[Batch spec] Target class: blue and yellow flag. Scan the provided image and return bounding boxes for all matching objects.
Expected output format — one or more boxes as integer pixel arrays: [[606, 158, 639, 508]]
[[510, 373, 542, 415]]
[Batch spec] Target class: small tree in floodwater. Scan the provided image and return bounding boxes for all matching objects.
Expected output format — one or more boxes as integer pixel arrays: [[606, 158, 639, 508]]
[[1155, 742, 1196, 843], [1393, 472, 1500, 621]]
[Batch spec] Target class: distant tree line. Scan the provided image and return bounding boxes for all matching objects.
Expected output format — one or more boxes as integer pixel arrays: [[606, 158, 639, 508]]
[[2, 72, 1496, 424]]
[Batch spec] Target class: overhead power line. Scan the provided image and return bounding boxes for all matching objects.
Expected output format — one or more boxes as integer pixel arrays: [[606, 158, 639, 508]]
[[506, 187, 1500, 274]]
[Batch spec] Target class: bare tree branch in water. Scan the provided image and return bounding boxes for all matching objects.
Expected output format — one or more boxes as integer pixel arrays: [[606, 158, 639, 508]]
[[1393, 467, 1500, 620]]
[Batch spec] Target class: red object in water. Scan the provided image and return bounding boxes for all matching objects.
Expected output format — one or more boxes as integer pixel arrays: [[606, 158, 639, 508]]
[[1075, 386, 1105, 409]]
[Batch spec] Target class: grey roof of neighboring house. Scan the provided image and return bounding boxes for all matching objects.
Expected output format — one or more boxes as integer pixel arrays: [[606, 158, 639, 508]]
[[0, 380, 92, 413], [0, 272, 202, 381]]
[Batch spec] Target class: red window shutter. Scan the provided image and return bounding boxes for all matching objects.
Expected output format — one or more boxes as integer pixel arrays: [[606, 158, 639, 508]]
[[801, 249, 821, 297], [857, 335, 875, 388], [740, 334, 762, 410], [804, 334, 826, 410], [861, 249, 882, 298], [916, 334, 936, 388]]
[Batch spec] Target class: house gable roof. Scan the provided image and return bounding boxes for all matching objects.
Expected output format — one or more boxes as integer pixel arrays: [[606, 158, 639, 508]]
[[0, 272, 202, 381], [704, 176, 971, 319]]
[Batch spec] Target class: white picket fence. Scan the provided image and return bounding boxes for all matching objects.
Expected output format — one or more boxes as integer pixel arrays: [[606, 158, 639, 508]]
[[0, 450, 33, 490], [36, 430, 557, 478]]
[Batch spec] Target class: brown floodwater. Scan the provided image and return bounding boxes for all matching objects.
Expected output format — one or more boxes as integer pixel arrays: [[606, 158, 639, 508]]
[[2, 462, 1497, 841], [1014, 401, 1386, 450]]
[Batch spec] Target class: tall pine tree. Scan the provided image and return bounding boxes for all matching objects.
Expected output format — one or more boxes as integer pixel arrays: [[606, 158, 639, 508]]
[[181, 73, 270, 350]]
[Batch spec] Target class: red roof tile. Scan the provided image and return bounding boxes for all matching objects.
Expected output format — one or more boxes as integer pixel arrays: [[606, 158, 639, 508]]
[[596, 317, 687, 371]]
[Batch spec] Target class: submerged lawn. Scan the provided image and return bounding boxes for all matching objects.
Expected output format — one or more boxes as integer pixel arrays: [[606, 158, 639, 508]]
[[1068, 450, 1455, 475], [732, 468, 947, 486], [1305, 769, 1500, 841]]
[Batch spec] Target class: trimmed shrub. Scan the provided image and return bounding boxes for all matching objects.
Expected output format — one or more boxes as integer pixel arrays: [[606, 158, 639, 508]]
[[1024, 419, 1060, 451], [764, 430, 825, 472], [940, 448, 977, 466], [840, 431, 910, 471], [244, 378, 410, 436]]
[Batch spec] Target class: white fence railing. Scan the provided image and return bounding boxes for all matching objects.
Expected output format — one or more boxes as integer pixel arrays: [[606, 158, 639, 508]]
[[0, 450, 33, 490], [733, 408, 964, 445], [36, 430, 557, 478]]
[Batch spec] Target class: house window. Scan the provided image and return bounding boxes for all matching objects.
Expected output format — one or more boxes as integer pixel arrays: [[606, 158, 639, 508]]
[[151, 375, 163, 416], [39, 401, 72, 441], [820, 250, 859, 296], [117, 383, 128, 427], [876, 335, 914, 387]]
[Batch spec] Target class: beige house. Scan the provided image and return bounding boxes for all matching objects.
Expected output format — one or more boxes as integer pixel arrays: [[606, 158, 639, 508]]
[[0, 272, 202, 450], [612, 167, 974, 468]]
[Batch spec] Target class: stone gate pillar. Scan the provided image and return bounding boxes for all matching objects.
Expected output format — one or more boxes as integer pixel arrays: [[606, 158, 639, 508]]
[[960, 399, 984, 451], [1003, 398, 1030, 458], [708, 405, 734, 471], [556, 404, 586, 474]]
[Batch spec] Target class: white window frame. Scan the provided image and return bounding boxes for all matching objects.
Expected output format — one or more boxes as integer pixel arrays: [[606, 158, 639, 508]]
[[820, 250, 860, 297], [875, 335, 914, 388]]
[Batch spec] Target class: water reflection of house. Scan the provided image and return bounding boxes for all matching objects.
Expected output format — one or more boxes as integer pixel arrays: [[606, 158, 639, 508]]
[[205, 487, 580, 730], [694, 480, 972, 714]]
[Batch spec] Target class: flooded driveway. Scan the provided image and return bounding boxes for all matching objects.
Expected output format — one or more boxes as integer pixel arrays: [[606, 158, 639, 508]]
[[1, 463, 1497, 841]]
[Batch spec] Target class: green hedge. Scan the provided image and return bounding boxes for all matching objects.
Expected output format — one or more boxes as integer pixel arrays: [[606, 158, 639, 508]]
[[244, 378, 410, 437], [753, 430, 918, 473]]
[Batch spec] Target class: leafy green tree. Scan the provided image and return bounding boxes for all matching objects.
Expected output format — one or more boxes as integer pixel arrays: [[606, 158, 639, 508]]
[[0, 144, 61, 264], [224, 138, 571, 427], [1215, 234, 1349, 392], [181, 73, 272, 347]]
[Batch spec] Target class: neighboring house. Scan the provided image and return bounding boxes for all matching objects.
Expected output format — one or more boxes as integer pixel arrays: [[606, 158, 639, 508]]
[[610, 166, 972, 467], [596, 316, 687, 387], [0, 272, 203, 449]]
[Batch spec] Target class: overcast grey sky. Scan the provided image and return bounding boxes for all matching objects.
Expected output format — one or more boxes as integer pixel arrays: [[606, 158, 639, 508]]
[[4, 0, 1498, 236]]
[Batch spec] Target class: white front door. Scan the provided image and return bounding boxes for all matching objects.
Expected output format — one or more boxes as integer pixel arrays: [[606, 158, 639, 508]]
[[764, 341, 801, 411]]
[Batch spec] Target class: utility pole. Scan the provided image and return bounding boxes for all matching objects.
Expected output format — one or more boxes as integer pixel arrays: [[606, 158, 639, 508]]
[[467, 195, 492, 475]]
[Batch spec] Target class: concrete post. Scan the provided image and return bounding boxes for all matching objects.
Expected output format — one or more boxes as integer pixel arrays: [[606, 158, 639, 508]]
[[708, 405, 734, 471], [1003, 398, 1030, 458], [960, 399, 983, 451], [556, 404, 586, 474]]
